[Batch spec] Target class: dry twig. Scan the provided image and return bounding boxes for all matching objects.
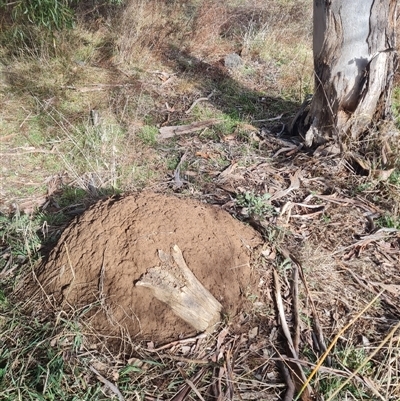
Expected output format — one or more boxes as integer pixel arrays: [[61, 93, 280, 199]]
[[185, 91, 215, 114], [281, 249, 329, 365], [273, 268, 312, 400], [276, 360, 295, 401], [146, 333, 207, 352], [89, 365, 125, 401], [291, 263, 300, 354]]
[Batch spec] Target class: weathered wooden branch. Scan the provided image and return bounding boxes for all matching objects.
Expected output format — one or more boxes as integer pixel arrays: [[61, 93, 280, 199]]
[[135, 245, 222, 332], [158, 119, 220, 139]]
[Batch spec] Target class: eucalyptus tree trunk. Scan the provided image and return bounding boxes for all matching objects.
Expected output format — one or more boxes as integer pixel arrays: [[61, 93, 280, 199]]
[[299, 0, 397, 148]]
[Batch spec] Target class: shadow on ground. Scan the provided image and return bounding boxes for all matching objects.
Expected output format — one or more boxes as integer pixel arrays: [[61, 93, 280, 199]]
[[157, 46, 301, 133]]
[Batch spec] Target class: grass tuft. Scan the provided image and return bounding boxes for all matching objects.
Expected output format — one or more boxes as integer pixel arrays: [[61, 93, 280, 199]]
[[0, 212, 43, 270]]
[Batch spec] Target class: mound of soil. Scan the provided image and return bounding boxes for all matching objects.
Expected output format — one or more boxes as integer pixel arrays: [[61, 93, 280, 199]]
[[37, 192, 262, 343]]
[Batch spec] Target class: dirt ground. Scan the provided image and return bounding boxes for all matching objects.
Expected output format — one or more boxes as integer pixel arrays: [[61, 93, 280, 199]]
[[36, 192, 262, 344]]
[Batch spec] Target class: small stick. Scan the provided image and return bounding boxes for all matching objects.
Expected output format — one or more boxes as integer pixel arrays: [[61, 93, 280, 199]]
[[161, 76, 175, 87], [0, 149, 53, 156], [253, 114, 284, 122], [185, 91, 216, 114], [0, 133, 18, 142], [157, 354, 209, 365], [147, 333, 207, 352], [171, 368, 206, 401], [173, 151, 188, 188], [273, 269, 311, 399], [19, 111, 33, 128], [185, 97, 209, 114], [273, 268, 297, 358], [89, 365, 125, 401], [63, 243, 76, 303], [158, 119, 220, 139], [224, 348, 234, 400], [185, 378, 206, 401], [61, 84, 135, 92], [98, 247, 107, 307], [280, 248, 330, 365], [292, 263, 300, 354], [273, 357, 358, 379]]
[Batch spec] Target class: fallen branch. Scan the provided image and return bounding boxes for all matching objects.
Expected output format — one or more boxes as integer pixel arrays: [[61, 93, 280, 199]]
[[273, 268, 312, 400], [158, 119, 220, 140]]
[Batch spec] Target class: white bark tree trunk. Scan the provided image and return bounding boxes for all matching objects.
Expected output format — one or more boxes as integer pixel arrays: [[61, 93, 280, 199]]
[[299, 0, 397, 148]]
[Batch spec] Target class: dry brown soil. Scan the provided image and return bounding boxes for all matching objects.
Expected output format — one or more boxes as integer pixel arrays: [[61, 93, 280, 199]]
[[37, 192, 262, 344]]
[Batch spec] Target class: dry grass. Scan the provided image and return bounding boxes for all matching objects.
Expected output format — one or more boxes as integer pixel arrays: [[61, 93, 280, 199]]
[[0, 0, 314, 208], [1, 0, 400, 400]]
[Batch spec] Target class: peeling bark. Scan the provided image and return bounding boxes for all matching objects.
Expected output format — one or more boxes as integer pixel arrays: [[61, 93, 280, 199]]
[[295, 0, 398, 147]]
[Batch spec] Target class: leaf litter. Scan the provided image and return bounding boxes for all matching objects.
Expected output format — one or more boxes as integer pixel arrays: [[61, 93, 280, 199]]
[[142, 125, 400, 399], [1, 3, 400, 398], [7, 128, 397, 400]]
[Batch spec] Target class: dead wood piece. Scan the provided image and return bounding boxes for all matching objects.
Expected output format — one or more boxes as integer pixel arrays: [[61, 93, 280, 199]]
[[273, 268, 312, 400], [158, 119, 220, 139], [280, 248, 330, 366], [291, 263, 300, 354], [135, 245, 222, 332], [270, 169, 302, 201], [185, 97, 210, 114]]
